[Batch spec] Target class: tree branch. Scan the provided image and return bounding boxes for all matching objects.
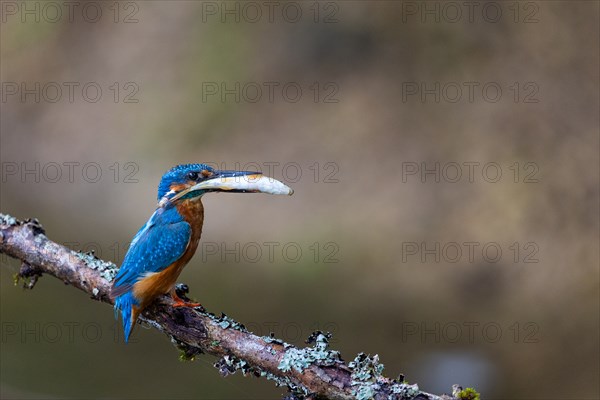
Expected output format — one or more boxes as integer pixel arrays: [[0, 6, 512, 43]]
[[0, 213, 467, 400]]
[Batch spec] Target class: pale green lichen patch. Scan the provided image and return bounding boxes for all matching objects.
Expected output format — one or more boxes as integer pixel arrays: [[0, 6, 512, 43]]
[[203, 312, 249, 333], [278, 331, 341, 373], [349, 353, 385, 400], [262, 333, 293, 352], [261, 369, 310, 398], [0, 213, 18, 226], [74, 251, 118, 281], [389, 382, 420, 399], [202, 313, 311, 396], [349, 353, 420, 400], [215, 354, 251, 376], [215, 353, 309, 397], [262, 333, 287, 346]]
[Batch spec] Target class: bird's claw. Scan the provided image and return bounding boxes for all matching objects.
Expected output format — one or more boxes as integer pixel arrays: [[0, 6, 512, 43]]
[[171, 287, 203, 309], [172, 300, 202, 308]]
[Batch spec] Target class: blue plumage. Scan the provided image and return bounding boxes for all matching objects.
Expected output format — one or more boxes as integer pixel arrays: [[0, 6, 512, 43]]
[[114, 292, 139, 342], [112, 206, 191, 294], [110, 163, 293, 342], [157, 163, 213, 200], [112, 206, 192, 342]]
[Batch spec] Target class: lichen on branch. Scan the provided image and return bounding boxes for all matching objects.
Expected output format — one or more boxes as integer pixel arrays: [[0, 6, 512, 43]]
[[0, 213, 463, 400]]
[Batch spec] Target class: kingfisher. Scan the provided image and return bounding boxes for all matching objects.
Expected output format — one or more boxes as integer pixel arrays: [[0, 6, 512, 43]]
[[110, 163, 293, 342]]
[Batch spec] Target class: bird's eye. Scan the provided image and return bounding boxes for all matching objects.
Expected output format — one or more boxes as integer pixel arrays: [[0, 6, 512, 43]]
[[188, 171, 199, 180]]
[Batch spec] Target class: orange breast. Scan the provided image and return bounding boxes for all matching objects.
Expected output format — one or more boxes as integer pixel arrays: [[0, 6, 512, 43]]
[[132, 199, 205, 308]]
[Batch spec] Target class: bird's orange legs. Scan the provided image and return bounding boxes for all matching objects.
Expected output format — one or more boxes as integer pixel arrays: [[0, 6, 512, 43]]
[[170, 287, 201, 308]]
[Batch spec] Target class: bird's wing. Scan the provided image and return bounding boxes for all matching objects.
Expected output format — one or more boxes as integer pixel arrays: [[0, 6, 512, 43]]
[[111, 209, 191, 297]]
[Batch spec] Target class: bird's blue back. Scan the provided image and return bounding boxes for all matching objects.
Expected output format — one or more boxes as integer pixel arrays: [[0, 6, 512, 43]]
[[112, 204, 191, 297], [112, 204, 192, 341]]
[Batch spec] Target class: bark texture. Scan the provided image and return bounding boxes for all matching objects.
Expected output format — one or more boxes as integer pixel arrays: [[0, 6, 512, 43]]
[[0, 213, 465, 400]]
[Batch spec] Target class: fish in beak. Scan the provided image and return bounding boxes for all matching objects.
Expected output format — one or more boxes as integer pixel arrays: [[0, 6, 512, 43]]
[[166, 170, 293, 205]]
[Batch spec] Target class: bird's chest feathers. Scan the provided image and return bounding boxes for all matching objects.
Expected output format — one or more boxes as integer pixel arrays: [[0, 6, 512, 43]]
[[176, 199, 204, 260]]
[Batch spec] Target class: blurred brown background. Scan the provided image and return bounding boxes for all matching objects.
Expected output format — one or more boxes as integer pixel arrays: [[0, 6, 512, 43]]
[[1, 1, 598, 399]]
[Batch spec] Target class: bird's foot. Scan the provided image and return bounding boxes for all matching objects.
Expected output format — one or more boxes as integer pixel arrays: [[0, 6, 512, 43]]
[[172, 299, 202, 308], [170, 288, 202, 308]]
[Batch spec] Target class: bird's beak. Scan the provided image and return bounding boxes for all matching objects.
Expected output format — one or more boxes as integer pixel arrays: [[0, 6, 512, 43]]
[[167, 170, 293, 204]]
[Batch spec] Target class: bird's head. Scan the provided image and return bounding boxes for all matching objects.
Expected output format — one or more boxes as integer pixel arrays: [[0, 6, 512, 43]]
[[157, 163, 293, 206]]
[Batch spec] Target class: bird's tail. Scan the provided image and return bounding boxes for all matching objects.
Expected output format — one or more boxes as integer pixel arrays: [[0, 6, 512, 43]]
[[114, 292, 140, 343]]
